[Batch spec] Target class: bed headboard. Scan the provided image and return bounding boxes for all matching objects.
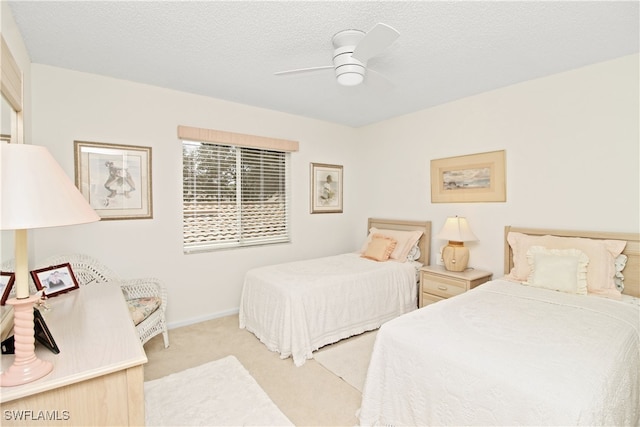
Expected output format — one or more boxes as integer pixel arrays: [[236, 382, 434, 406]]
[[504, 226, 640, 298], [367, 218, 432, 266]]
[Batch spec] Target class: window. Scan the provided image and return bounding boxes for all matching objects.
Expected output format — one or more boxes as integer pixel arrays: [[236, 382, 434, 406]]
[[182, 137, 292, 253]]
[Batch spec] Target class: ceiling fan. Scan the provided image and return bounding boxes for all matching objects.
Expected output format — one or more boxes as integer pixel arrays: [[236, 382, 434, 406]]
[[275, 23, 400, 87]]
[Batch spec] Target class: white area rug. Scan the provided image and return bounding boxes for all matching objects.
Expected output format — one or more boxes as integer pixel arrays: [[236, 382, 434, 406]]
[[144, 355, 293, 426], [314, 330, 378, 392]]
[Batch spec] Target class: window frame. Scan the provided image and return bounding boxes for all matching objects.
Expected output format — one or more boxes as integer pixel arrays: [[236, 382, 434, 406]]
[[179, 126, 298, 254]]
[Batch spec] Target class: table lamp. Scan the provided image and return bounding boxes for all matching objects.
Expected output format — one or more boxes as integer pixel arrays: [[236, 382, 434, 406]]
[[0, 143, 100, 387], [436, 216, 478, 272]]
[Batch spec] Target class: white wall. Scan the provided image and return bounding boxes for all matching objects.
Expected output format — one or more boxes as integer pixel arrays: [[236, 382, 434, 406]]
[[355, 54, 639, 278], [30, 64, 361, 327]]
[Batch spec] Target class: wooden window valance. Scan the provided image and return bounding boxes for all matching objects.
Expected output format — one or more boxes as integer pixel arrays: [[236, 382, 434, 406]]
[[178, 125, 299, 152]]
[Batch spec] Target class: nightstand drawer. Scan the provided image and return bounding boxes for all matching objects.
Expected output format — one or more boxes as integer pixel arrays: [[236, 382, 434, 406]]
[[422, 276, 465, 299], [421, 292, 444, 306], [418, 266, 493, 308]]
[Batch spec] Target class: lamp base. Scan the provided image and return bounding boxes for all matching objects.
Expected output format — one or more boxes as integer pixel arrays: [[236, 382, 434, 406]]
[[0, 295, 53, 387], [442, 242, 469, 272]]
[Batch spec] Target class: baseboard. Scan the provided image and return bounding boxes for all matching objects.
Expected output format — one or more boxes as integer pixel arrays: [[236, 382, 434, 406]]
[[167, 308, 239, 330]]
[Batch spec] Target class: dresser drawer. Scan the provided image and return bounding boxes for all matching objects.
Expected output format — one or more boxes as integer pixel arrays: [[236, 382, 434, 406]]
[[421, 276, 466, 299]]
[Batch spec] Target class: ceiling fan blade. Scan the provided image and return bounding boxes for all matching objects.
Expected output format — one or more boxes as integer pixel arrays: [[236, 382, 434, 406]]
[[365, 68, 394, 91], [352, 23, 400, 63], [274, 65, 333, 76]]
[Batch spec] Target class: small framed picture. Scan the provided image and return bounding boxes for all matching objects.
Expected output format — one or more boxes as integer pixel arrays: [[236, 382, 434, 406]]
[[34, 308, 60, 354], [31, 264, 80, 298], [1, 272, 15, 305], [310, 163, 343, 214]]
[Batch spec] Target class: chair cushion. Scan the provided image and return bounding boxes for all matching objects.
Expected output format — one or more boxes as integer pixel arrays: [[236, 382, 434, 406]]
[[127, 297, 161, 326]]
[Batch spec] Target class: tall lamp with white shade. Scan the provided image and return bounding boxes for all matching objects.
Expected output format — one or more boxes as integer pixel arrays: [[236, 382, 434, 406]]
[[436, 216, 478, 272], [0, 143, 100, 387]]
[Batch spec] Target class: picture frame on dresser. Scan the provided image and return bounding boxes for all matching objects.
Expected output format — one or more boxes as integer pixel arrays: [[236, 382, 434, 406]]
[[310, 162, 343, 214], [31, 263, 80, 298], [34, 308, 60, 354], [431, 150, 506, 203], [74, 140, 153, 220], [0, 272, 15, 305]]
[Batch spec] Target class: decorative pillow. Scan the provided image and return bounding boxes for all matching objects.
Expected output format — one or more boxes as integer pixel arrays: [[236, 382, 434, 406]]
[[127, 296, 161, 326], [406, 244, 421, 262], [360, 228, 423, 262], [524, 246, 589, 295], [506, 232, 626, 298], [614, 254, 628, 292], [361, 234, 397, 262]]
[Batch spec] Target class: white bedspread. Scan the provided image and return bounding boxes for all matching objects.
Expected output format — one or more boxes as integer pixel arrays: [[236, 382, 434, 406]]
[[239, 253, 418, 366], [359, 279, 640, 426]]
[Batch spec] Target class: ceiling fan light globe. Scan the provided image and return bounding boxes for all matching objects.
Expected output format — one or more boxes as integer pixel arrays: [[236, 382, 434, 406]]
[[337, 73, 364, 86]]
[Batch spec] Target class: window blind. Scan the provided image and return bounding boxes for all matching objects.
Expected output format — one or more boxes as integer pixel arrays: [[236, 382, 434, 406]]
[[182, 140, 290, 252]]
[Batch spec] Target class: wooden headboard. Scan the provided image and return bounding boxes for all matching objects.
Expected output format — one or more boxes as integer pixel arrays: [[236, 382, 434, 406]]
[[367, 218, 432, 265], [504, 226, 640, 298]]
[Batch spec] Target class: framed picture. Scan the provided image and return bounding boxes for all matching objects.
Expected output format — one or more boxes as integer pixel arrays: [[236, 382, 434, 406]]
[[0, 272, 15, 305], [431, 150, 506, 203], [31, 263, 80, 298], [34, 308, 60, 354], [74, 140, 153, 220], [310, 163, 343, 214]]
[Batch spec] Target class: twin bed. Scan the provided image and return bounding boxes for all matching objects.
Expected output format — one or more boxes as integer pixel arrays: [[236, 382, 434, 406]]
[[239, 218, 431, 366], [359, 226, 640, 426]]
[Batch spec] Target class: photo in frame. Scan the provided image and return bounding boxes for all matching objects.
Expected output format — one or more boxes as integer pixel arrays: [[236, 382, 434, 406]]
[[34, 308, 60, 354], [31, 263, 80, 298], [310, 163, 343, 214], [74, 140, 153, 220], [430, 150, 506, 203], [0, 272, 15, 305]]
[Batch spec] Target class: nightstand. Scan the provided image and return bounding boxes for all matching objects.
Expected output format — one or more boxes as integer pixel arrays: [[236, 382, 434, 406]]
[[419, 265, 493, 308]]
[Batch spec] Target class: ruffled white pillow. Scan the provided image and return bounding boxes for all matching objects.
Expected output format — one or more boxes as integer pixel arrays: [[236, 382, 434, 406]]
[[406, 244, 421, 262], [506, 232, 625, 298], [614, 254, 628, 292], [525, 246, 589, 295]]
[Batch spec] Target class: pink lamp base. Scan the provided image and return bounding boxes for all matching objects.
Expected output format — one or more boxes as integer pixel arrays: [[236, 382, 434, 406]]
[[0, 295, 53, 387]]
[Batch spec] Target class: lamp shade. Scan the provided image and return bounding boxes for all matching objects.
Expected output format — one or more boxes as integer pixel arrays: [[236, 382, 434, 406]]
[[1, 143, 100, 230], [436, 216, 478, 243]]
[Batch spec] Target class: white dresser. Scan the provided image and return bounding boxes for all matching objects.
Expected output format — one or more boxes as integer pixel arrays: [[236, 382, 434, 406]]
[[1, 284, 147, 426]]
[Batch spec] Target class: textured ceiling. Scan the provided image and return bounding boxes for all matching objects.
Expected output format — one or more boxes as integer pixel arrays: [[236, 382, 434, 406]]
[[7, 1, 639, 128]]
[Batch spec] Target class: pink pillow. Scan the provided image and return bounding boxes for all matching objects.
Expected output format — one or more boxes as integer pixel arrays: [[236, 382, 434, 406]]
[[360, 227, 423, 261], [506, 232, 626, 298], [361, 234, 397, 261]]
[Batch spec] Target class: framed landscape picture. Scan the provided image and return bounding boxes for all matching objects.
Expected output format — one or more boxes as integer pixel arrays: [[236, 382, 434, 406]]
[[310, 163, 343, 214], [431, 150, 506, 203], [74, 140, 153, 220]]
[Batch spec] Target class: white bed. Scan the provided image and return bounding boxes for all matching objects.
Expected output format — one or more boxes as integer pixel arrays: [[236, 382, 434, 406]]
[[239, 218, 431, 367], [359, 226, 640, 426]]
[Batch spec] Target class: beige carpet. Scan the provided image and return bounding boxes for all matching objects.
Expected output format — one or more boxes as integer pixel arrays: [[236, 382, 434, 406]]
[[144, 355, 294, 426], [143, 314, 362, 426], [314, 330, 378, 392]]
